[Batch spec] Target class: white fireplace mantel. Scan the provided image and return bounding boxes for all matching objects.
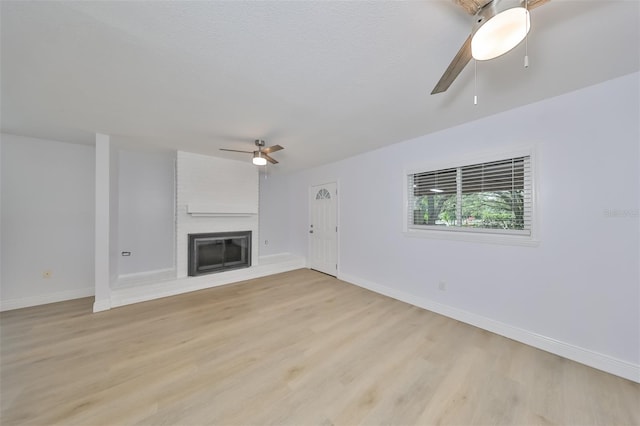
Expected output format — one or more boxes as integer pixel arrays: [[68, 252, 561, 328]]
[[187, 203, 257, 217]]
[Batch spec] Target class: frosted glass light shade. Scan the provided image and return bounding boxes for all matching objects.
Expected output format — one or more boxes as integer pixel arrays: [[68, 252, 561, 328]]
[[471, 7, 530, 61], [252, 154, 267, 166]]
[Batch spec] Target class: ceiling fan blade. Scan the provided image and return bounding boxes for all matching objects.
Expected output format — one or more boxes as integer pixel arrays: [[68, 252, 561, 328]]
[[527, 0, 550, 10], [431, 34, 472, 95], [454, 0, 492, 15], [262, 144, 284, 154], [219, 148, 253, 153], [455, 0, 550, 14], [263, 153, 279, 164]]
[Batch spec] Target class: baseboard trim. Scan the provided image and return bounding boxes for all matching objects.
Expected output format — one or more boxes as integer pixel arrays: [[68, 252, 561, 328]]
[[109, 253, 306, 309], [117, 267, 175, 280], [92, 298, 111, 313], [0, 287, 95, 312], [338, 272, 640, 383]]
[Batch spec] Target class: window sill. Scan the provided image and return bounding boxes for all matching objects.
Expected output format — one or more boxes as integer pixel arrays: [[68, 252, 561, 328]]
[[403, 228, 540, 247]]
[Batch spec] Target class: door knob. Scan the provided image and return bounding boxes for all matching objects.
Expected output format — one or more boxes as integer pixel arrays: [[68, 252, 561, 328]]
[[309, 230, 314, 233]]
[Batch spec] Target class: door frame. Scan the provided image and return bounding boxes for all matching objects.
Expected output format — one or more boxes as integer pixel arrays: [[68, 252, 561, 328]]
[[308, 180, 340, 276]]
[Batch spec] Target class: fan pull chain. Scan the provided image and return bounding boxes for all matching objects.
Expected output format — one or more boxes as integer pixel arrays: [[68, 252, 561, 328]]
[[474, 59, 478, 105], [524, 0, 529, 68]]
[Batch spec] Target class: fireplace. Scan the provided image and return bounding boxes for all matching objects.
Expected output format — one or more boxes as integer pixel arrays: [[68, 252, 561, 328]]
[[188, 231, 251, 277]]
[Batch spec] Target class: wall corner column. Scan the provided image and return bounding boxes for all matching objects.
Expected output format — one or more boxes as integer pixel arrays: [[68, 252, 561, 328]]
[[94, 133, 112, 312]]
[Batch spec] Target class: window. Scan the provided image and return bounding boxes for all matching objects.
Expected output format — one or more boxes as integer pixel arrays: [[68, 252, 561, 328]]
[[407, 155, 532, 237], [316, 188, 331, 200]]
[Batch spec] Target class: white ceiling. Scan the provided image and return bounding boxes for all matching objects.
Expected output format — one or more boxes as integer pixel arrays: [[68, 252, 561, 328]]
[[2, 0, 638, 173]]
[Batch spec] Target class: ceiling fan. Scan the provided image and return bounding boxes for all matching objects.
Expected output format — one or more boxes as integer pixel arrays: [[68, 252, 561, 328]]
[[431, 0, 550, 94], [220, 139, 284, 166]]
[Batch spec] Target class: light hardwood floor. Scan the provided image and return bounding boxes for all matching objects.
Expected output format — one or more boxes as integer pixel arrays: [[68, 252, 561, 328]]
[[1, 269, 638, 425]]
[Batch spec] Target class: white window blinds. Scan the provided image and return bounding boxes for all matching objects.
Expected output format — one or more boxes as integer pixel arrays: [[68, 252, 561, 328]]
[[408, 156, 532, 235]]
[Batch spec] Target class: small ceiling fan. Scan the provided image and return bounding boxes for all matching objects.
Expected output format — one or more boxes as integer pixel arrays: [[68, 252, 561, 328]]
[[431, 0, 550, 94], [220, 139, 284, 166]]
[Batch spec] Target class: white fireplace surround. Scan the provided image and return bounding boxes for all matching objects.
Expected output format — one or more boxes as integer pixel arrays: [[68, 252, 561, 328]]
[[176, 151, 259, 278]]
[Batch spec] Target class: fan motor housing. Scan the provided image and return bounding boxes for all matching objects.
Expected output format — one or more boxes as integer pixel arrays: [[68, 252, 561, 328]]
[[472, 0, 526, 32]]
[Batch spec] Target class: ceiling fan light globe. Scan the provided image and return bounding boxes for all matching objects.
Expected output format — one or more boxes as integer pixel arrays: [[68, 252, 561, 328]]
[[252, 155, 267, 166], [471, 7, 530, 61]]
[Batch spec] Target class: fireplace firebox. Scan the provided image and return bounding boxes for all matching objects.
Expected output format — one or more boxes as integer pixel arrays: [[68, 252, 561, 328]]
[[188, 231, 251, 277]]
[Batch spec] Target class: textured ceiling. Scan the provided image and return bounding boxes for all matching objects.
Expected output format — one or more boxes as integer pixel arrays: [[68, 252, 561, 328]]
[[1, 0, 638, 173]]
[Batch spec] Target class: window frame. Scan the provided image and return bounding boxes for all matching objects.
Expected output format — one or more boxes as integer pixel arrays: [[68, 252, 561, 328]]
[[403, 148, 539, 247]]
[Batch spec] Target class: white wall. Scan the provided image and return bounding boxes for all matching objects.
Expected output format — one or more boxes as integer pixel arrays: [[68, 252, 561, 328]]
[[1, 134, 95, 310], [260, 73, 640, 379], [259, 174, 291, 256], [118, 149, 176, 276]]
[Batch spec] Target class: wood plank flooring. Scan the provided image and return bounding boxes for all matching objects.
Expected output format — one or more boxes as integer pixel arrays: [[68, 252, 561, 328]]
[[1, 269, 638, 425]]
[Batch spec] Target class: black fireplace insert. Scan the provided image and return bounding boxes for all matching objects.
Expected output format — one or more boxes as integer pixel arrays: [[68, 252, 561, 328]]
[[188, 231, 251, 277]]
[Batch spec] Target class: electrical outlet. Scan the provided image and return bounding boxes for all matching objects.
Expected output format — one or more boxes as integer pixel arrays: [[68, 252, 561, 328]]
[[42, 270, 52, 279], [438, 280, 447, 291]]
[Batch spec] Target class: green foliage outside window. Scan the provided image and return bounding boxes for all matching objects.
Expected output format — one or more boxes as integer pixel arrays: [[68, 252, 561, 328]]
[[413, 190, 525, 230]]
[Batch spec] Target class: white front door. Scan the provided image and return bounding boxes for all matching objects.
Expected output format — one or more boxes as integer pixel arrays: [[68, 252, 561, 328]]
[[309, 182, 337, 276]]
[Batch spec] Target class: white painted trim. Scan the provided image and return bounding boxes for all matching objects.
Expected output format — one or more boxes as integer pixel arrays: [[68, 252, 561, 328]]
[[0, 287, 95, 312], [188, 212, 256, 217], [94, 134, 112, 307], [403, 229, 540, 247], [187, 202, 258, 215], [93, 298, 111, 313], [258, 253, 296, 262], [336, 179, 341, 276], [109, 253, 306, 309], [338, 272, 640, 383], [117, 267, 176, 280]]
